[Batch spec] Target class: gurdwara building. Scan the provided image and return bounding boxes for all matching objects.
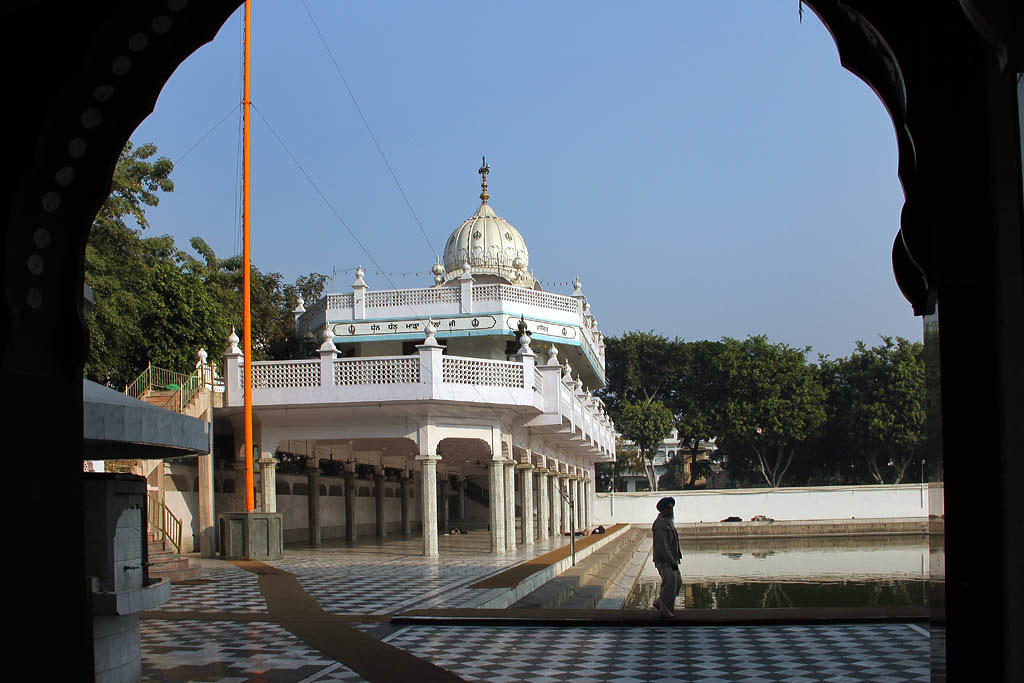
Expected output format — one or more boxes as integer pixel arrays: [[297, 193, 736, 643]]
[[216, 163, 616, 555]]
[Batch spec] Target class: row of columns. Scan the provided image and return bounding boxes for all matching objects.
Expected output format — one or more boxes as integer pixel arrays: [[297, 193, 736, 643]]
[[417, 455, 593, 557], [257, 449, 592, 559]]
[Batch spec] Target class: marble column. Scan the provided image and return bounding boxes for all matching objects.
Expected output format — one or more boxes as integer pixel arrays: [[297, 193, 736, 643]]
[[504, 460, 516, 552], [573, 479, 581, 532], [518, 462, 534, 546], [343, 465, 356, 542], [440, 478, 450, 532], [374, 470, 386, 538], [551, 472, 562, 538], [488, 459, 506, 553], [197, 415, 215, 557], [565, 475, 573, 532], [416, 454, 440, 557], [258, 452, 278, 514], [585, 479, 593, 528], [307, 457, 321, 546], [536, 469, 550, 540], [400, 474, 411, 539]]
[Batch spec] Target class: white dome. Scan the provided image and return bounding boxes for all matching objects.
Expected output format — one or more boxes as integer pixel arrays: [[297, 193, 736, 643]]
[[442, 202, 532, 286]]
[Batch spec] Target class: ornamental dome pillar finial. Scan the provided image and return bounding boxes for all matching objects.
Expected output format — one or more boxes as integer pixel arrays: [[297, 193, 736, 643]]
[[478, 156, 490, 204]]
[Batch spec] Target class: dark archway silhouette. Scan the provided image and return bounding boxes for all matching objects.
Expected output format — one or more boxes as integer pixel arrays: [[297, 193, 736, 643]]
[[2, 1, 1021, 680]]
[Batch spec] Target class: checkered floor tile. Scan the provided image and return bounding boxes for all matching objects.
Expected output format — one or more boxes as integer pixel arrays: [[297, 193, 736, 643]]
[[141, 619, 364, 682], [382, 623, 934, 682], [160, 566, 268, 613]]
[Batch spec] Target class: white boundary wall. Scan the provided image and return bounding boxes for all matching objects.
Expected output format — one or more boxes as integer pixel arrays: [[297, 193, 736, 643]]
[[594, 483, 944, 525]]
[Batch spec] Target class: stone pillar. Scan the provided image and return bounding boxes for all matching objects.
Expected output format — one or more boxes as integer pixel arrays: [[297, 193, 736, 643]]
[[400, 473, 411, 539], [551, 472, 562, 538], [585, 477, 592, 527], [504, 460, 516, 552], [536, 469, 550, 540], [574, 477, 582, 530], [577, 479, 585, 532], [343, 464, 357, 542], [488, 459, 506, 553], [374, 469, 386, 538], [306, 457, 321, 546], [416, 454, 440, 557], [258, 452, 278, 514], [518, 462, 534, 546], [440, 477, 450, 532], [198, 405, 215, 557], [565, 473, 573, 536], [457, 477, 467, 520]]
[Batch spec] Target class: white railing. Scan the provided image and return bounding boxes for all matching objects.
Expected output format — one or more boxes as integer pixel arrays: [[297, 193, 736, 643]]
[[365, 287, 460, 308], [334, 356, 420, 385], [327, 293, 354, 309], [227, 350, 614, 458], [251, 359, 321, 389], [472, 283, 579, 313], [442, 356, 524, 388]]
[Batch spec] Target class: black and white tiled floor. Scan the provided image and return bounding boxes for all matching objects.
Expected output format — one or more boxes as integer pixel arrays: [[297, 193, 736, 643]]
[[383, 623, 934, 682], [141, 619, 364, 682], [142, 545, 940, 682], [159, 565, 267, 613]]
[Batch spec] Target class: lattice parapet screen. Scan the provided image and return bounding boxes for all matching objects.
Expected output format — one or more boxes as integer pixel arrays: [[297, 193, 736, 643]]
[[365, 287, 460, 308], [472, 284, 579, 314], [442, 357, 525, 388], [327, 294, 354, 309], [334, 357, 420, 385], [251, 361, 321, 388]]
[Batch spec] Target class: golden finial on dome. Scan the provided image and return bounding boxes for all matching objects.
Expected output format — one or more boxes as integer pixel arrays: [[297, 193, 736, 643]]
[[478, 156, 490, 204]]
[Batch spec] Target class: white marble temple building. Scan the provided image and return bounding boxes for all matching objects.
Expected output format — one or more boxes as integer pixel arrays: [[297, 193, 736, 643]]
[[216, 163, 615, 556]]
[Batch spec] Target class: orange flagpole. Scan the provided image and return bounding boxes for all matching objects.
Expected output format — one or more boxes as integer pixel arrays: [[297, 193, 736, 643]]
[[242, 0, 255, 512]]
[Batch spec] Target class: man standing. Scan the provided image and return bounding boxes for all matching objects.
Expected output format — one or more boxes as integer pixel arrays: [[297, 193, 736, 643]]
[[652, 496, 682, 618]]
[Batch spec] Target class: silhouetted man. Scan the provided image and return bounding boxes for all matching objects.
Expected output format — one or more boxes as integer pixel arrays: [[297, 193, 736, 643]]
[[652, 496, 682, 617]]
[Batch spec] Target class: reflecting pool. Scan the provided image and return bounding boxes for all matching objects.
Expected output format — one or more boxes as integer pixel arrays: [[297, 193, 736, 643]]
[[624, 534, 944, 609]]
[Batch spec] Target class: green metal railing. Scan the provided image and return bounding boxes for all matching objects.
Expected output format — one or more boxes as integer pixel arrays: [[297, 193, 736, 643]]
[[125, 362, 215, 414], [148, 493, 182, 554]]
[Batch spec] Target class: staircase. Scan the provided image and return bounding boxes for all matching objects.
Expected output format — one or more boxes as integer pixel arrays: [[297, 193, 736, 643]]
[[511, 527, 649, 609], [126, 361, 217, 416], [148, 532, 199, 582]]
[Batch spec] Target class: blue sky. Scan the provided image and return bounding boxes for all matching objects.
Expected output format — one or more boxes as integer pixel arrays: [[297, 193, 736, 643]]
[[131, 1, 920, 360]]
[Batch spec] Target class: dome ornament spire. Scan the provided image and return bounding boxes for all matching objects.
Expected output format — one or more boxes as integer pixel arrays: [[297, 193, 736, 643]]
[[478, 156, 490, 204]]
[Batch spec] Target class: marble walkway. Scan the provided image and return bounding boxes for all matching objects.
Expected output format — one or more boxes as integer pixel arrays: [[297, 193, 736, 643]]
[[140, 533, 943, 682]]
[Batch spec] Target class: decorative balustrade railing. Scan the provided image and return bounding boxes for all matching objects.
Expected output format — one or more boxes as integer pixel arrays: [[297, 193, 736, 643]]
[[441, 356, 524, 388], [326, 293, 354, 309], [227, 351, 614, 457], [335, 356, 420, 385], [251, 359, 321, 389], [365, 287, 461, 308], [471, 283, 580, 313]]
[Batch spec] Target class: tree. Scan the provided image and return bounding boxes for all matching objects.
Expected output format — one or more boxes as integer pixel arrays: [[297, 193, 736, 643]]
[[673, 340, 724, 488], [711, 336, 826, 488], [618, 399, 674, 490], [599, 331, 678, 415], [85, 140, 328, 388], [827, 337, 926, 484]]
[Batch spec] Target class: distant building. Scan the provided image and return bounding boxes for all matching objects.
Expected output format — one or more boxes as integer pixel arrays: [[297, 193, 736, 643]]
[[617, 429, 721, 491]]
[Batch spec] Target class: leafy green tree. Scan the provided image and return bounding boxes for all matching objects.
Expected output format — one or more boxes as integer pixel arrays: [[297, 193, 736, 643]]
[[827, 337, 926, 483], [85, 140, 328, 388], [618, 399, 674, 490], [711, 336, 826, 488], [599, 331, 678, 414], [674, 340, 724, 487]]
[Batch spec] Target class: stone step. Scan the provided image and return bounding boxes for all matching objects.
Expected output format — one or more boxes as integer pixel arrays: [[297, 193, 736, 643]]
[[510, 528, 647, 609]]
